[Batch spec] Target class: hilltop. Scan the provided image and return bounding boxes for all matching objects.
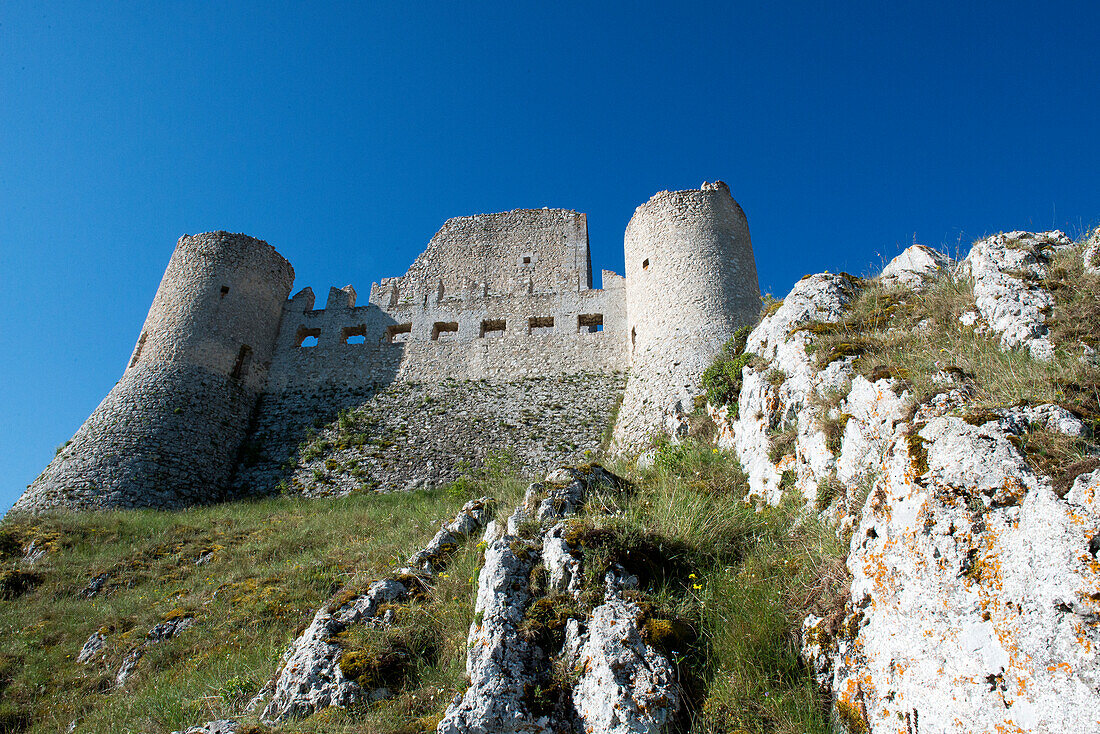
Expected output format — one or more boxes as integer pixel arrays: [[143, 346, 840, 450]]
[[2, 225, 1099, 733]]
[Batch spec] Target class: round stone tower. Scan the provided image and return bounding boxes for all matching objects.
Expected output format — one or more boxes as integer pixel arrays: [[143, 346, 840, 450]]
[[611, 181, 760, 453], [13, 232, 294, 513]]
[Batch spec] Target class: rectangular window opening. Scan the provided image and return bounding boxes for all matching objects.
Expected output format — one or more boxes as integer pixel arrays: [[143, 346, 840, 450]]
[[432, 321, 459, 341], [296, 326, 321, 348], [578, 314, 604, 333], [342, 324, 367, 345], [480, 319, 506, 338], [220, 285, 230, 299], [386, 323, 412, 344], [231, 344, 252, 379], [642, 258, 650, 270], [528, 316, 554, 336]]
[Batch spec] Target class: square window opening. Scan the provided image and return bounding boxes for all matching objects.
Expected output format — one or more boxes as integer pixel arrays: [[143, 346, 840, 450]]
[[529, 316, 554, 336], [386, 323, 412, 344], [342, 325, 367, 345], [481, 319, 506, 338], [296, 326, 321, 348], [578, 314, 604, 333], [220, 285, 230, 299], [432, 321, 459, 341], [642, 258, 650, 270]]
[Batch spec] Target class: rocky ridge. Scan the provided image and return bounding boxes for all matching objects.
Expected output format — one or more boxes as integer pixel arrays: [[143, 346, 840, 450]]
[[257, 497, 495, 721], [714, 229, 1100, 733], [437, 466, 678, 734]]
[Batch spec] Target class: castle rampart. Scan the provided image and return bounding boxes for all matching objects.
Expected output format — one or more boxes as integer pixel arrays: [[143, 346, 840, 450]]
[[611, 181, 760, 450], [11, 184, 759, 513], [13, 233, 294, 512]]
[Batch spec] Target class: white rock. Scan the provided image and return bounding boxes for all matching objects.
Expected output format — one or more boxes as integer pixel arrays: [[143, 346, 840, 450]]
[[572, 594, 678, 734], [880, 245, 952, 289], [830, 415, 1100, 733], [1083, 228, 1100, 275], [76, 630, 107, 664], [170, 721, 238, 734], [961, 230, 1072, 361], [543, 523, 582, 597], [836, 375, 910, 488], [999, 403, 1088, 438], [723, 273, 862, 504], [115, 616, 194, 687]]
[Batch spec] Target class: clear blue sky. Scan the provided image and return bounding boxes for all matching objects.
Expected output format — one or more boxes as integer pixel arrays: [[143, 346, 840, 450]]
[[2, 1, 1098, 512]]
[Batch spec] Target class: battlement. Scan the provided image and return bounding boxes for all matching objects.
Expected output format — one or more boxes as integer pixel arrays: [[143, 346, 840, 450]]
[[12, 182, 760, 514]]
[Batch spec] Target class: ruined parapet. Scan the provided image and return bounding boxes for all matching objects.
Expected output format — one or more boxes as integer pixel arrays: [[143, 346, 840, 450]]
[[12, 232, 294, 513], [378, 208, 592, 304], [611, 181, 760, 452]]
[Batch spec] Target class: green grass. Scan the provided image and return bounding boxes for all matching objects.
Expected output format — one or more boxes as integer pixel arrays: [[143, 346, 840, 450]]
[[805, 241, 1100, 424], [0, 466, 527, 734], [1, 438, 846, 734], [701, 326, 757, 411]]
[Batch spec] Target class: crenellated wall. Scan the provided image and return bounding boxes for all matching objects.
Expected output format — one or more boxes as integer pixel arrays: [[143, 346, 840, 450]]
[[10, 184, 761, 514]]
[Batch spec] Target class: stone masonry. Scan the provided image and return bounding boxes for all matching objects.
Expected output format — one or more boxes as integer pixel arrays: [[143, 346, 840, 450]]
[[11, 182, 760, 513]]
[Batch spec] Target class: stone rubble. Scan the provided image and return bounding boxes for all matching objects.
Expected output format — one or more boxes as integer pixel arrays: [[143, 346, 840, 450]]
[[259, 497, 493, 722]]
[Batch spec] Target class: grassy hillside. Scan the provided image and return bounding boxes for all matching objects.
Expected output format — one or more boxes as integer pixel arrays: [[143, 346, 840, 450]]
[[7, 232, 1098, 733], [0, 443, 844, 734]]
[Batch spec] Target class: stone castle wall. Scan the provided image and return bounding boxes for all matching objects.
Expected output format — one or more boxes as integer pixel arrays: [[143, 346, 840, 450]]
[[611, 181, 761, 451], [234, 210, 631, 497], [14, 233, 295, 512], [10, 184, 761, 514], [233, 373, 626, 499]]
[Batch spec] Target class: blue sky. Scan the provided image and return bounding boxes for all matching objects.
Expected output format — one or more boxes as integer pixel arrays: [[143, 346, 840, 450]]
[[2, 1, 1098, 512]]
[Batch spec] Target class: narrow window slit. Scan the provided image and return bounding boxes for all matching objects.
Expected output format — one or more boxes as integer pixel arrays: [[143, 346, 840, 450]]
[[129, 332, 147, 368], [231, 344, 252, 379]]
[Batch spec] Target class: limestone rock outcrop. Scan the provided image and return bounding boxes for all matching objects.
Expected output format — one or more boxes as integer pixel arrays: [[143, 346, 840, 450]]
[[713, 232, 1100, 733], [961, 230, 1073, 361], [259, 497, 494, 722], [439, 466, 679, 734], [719, 271, 862, 504]]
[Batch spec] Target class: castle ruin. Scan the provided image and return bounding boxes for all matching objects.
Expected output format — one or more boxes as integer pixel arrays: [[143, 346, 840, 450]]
[[12, 182, 760, 513]]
